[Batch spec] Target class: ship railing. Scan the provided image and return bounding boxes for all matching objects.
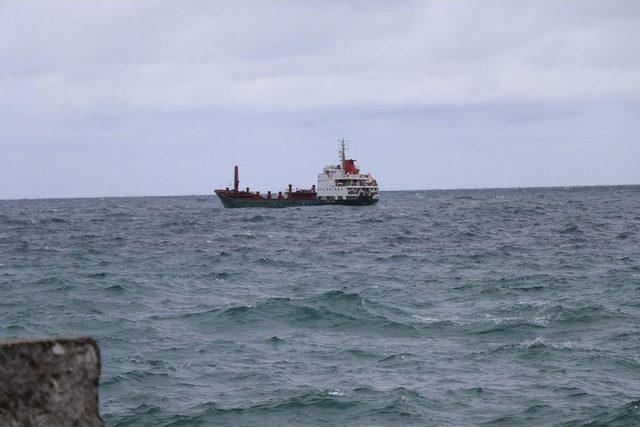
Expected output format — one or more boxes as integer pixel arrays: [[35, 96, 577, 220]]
[[335, 175, 369, 181], [335, 181, 376, 187]]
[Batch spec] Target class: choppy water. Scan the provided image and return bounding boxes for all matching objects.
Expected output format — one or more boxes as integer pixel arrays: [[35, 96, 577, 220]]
[[1, 187, 640, 426]]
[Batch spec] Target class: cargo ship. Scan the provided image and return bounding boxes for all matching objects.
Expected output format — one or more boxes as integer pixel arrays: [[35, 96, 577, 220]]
[[215, 139, 378, 208]]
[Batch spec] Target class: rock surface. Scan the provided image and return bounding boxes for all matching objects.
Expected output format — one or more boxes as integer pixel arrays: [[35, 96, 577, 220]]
[[0, 337, 103, 427]]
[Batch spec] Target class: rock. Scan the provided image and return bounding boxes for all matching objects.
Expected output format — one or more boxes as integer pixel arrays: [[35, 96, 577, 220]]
[[0, 337, 103, 427]]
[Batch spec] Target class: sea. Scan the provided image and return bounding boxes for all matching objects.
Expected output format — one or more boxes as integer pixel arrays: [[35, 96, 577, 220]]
[[1, 186, 639, 426]]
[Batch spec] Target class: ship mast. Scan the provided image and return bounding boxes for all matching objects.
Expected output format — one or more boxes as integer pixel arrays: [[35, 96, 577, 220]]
[[233, 165, 239, 192], [338, 138, 348, 169]]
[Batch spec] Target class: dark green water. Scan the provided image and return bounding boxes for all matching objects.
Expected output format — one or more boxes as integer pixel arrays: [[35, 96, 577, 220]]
[[1, 187, 639, 425]]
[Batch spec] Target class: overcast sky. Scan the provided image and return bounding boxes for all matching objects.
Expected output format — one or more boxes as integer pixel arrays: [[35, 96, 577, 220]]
[[2, 0, 639, 199]]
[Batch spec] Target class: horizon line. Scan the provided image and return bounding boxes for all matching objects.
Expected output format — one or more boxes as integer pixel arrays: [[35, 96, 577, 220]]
[[1, 183, 638, 202]]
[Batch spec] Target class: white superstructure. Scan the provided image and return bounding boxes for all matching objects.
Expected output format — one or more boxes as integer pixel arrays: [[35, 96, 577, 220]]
[[316, 139, 379, 202]]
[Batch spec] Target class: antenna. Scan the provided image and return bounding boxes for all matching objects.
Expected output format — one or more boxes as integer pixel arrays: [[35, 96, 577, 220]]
[[338, 137, 348, 168]]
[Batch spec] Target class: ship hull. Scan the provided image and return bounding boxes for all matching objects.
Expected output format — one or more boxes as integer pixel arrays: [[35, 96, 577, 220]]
[[216, 192, 377, 208], [332, 197, 379, 206]]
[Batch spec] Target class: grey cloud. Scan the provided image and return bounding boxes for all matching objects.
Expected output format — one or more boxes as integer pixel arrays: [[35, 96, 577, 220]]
[[1, 0, 639, 198], [3, 1, 639, 114]]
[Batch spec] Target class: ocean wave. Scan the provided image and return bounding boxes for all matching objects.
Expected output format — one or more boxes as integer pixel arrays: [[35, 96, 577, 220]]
[[246, 214, 272, 222], [377, 352, 415, 363], [87, 272, 108, 278], [575, 399, 640, 426], [39, 217, 69, 224], [211, 291, 419, 336], [34, 276, 68, 287], [411, 315, 462, 328], [616, 231, 634, 239], [471, 302, 624, 335], [197, 271, 233, 280], [155, 386, 431, 426], [546, 304, 622, 324], [185, 389, 360, 419], [473, 321, 546, 335], [103, 370, 171, 386], [374, 253, 414, 261], [487, 337, 585, 355], [559, 223, 583, 234]]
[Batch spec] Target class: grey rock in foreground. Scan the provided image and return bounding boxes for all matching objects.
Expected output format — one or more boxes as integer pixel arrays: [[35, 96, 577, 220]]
[[0, 337, 103, 427]]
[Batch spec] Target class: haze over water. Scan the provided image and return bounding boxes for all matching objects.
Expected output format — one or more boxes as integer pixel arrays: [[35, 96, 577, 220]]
[[1, 186, 639, 425]]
